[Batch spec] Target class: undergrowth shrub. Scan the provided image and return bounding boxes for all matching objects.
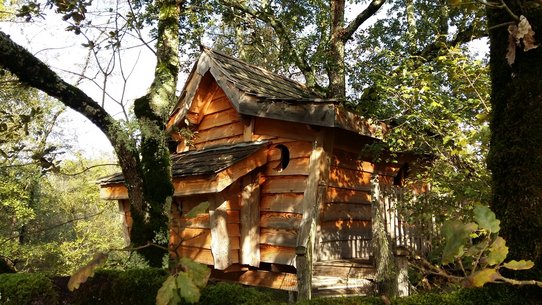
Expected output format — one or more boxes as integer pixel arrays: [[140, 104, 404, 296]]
[[195, 282, 278, 305], [0, 272, 58, 305]]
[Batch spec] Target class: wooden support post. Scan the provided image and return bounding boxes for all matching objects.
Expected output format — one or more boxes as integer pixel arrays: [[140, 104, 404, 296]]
[[296, 130, 331, 301], [210, 193, 232, 270], [240, 175, 261, 267]]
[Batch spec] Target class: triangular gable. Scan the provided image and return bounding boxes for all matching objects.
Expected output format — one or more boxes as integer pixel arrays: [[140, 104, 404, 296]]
[[166, 47, 384, 138]]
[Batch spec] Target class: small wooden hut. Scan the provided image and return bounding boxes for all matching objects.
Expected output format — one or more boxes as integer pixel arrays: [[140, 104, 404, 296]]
[[99, 47, 423, 298]]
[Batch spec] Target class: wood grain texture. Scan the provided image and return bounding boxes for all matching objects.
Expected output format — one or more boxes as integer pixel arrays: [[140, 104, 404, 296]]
[[329, 167, 372, 191], [172, 246, 239, 266], [210, 194, 232, 270], [326, 187, 371, 204], [254, 117, 318, 142], [199, 108, 241, 131], [260, 244, 296, 266], [260, 193, 304, 213], [260, 228, 298, 247], [240, 176, 260, 267], [262, 176, 307, 194], [260, 212, 302, 229]]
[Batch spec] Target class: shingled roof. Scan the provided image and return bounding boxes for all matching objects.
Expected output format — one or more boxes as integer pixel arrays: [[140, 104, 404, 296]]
[[200, 47, 321, 101], [167, 47, 383, 138], [99, 141, 268, 185]]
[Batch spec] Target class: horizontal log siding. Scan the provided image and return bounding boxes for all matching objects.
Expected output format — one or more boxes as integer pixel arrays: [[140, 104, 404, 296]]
[[169, 184, 241, 266], [319, 149, 375, 261], [193, 96, 244, 149], [258, 140, 312, 266]]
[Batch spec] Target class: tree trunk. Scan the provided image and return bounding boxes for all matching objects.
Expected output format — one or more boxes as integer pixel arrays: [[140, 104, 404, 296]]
[[487, 1, 542, 271], [328, 0, 346, 100]]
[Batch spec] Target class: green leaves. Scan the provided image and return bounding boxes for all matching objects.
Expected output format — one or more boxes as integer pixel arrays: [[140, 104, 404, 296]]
[[156, 258, 211, 305], [436, 205, 539, 288], [487, 237, 508, 266], [473, 204, 500, 233], [442, 220, 478, 264]]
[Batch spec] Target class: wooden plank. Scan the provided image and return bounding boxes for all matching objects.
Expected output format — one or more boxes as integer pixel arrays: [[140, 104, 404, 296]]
[[331, 150, 374, 173], [265, 158, 309, 176], [261, 193, 304, 213], [210, 269, 297, 291], [184, 73, 216, 125], [320, 203, 372, 222], [260, 228, 298, 247], [215, 147, 268, 192], [170, 228, 241, 250], [240, 176, 261, 267], [194, 135, 244, 150], [173, 178, 217, 196], [260, 212, 302, 229], [173, 147, 267, 196], [262, 176, 307, 194], [254, 117, 318, 142], [172, 246, 239, 266], [326, 187, 371, 204], [320, 220, 372, 241], [177, 210, 239, 228], [193, 121, 244, 143], [268, 141, 312, 160], [297, 141, 327, 301], [199, 108, 240, 131], [329, 167, 372, 191], [100, 184, 128, 200], [260, 245, 296, 266], [210, 194, 232, 270], [178, 195, 223, 211], [202, 95, 232, 115]]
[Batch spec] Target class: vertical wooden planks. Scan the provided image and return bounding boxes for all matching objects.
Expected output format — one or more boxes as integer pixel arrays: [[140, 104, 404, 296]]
[[210, 193, 232, 270], [296, 129, 331, 301], [240, 175, 261, 267]]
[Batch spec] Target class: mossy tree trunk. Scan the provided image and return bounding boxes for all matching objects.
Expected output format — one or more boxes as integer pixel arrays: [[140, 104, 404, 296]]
[[487, 1, 542, 271], [130, 0, 181, 267]]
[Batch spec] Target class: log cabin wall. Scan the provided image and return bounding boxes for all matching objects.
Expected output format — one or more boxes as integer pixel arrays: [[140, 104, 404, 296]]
[[319, 148, 374, 261], [169, 183, 241, 268], [253, 117, 316, 267], [176, 77, 245, 152]]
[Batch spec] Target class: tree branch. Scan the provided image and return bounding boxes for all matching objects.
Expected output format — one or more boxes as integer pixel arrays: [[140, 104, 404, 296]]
[[0, 209, 107, 246], [0, 30, 145, 211], [219, 0, 324, 93], [343, 0, 387, 42]]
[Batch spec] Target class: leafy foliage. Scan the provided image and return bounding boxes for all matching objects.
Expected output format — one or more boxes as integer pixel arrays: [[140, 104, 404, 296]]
[[156, 257, 211, 304], [413, 205, 542, 289]]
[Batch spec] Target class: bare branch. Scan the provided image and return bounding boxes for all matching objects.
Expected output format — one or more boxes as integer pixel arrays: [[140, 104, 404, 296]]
[[59, 163, 119, 177], [343, 0, 387, 42]]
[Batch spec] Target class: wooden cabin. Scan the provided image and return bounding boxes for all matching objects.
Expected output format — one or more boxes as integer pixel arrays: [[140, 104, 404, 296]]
[[99, 47, 423, 298]]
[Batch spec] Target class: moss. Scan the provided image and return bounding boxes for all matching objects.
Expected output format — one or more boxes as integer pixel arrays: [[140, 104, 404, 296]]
[[0, 272, 58, 305]]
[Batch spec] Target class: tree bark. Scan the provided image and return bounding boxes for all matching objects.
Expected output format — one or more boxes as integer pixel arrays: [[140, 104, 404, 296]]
[[0, 32, 146, 218], [487, 1, 542, 271]]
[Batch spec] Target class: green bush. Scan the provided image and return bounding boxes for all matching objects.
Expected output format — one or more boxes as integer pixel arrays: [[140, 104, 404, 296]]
[[300, 295, 384, 305], [0, 272, 58, 305], [392, 285, 542, 305], [196, 282, 279, 305]]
